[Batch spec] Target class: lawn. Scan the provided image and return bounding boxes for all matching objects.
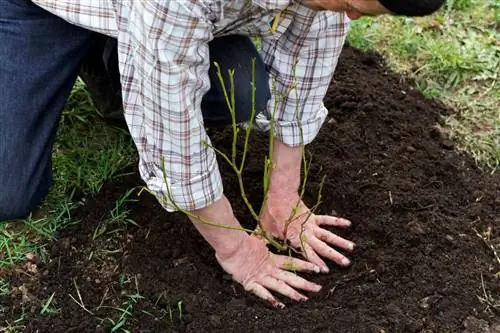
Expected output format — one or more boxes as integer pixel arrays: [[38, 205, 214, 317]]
[[347, 0, 499, 169], [1, 1, 499, 332]]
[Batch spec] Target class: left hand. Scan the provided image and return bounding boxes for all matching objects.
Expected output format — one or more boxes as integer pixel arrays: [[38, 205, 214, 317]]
[[260, 192, 355, 273]]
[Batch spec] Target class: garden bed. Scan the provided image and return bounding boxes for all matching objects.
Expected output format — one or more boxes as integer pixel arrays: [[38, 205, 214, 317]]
[[2, 46, 499, 333]]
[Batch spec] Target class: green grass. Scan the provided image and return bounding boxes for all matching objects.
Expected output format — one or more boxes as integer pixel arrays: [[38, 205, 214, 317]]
[[49, 81, 137, 201], [347, 0, 499, 170], [0, 79, 137, 268], [91, 187, 139, 241], [1, 2, 499, 330]]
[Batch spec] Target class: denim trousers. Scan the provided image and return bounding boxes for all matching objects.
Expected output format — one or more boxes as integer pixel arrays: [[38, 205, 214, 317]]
[[0, 0, 270, 221]]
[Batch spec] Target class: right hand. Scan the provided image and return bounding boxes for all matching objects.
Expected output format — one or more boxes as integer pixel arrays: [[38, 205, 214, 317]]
[[216, 233, 323, 308], [188, 195, 322, 308]]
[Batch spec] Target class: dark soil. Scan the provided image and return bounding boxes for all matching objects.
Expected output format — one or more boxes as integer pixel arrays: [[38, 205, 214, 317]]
[[2, 46, 499, 333]]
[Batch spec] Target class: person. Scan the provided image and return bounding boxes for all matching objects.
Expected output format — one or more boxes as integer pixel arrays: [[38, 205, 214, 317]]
[[0, 0, 445, 308]]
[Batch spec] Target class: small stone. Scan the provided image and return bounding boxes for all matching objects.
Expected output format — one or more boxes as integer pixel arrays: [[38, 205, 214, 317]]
[[463, 316, 490, 333], [419, 296, 431, 310], [26, 263, 37, 274], [328, 117, 337, 125], [406, 145, 417, 153], [25, 252, 35, 262], [445, 235, 454, 241]]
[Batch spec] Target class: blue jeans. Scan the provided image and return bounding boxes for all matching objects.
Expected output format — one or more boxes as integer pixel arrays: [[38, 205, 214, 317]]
[[0, 0, 270, 221]]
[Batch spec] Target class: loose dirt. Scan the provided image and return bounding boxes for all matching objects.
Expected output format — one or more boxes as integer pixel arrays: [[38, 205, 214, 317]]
[[2, 46, 499, 333]]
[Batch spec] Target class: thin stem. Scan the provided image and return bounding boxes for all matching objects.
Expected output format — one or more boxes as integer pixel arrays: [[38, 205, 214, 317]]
[[236, 171, 260, 222], [155, 158, 255, 234], [239, 58, 257, 173], [229, 69, 238, 165], [213, 62, 237, 164], [203, 141, 239, 175]]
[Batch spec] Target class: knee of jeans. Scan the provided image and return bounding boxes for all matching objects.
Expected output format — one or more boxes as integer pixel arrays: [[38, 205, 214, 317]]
[[0, 183, 48, 222]]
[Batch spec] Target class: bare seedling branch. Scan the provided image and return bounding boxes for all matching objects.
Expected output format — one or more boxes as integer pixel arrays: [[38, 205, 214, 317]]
[[145, 57, 329, 256]]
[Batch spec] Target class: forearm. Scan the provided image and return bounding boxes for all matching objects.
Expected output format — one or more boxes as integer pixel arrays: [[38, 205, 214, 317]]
[[187, 195, 247, 260]]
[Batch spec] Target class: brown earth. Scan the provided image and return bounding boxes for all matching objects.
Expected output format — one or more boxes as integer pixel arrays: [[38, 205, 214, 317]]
[[1, 46, 499, 333]]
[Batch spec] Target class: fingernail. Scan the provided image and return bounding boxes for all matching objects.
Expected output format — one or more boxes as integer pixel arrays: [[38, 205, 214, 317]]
[[321, 266, 329, 273], [314, 266, 321, 273], [314, 284, 322, 292], [350, 242, 356, 250], [341, 258, 351, 266]]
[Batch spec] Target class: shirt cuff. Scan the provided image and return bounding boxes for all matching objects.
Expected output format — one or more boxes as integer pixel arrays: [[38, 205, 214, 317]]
[[138, 156, 224, 212], [253, 101, 328, 147]]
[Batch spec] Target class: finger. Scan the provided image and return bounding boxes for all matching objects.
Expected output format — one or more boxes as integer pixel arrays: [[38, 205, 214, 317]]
[[309, 236, 351, 267], [315, 228, 355, 251], [302, 242, 329, 273], [315, 215, 351, 228], [271, 254, 322, 274], [261, 276, 308, 302], [245, 281, 285, 308], [274, 270, 322, 293]]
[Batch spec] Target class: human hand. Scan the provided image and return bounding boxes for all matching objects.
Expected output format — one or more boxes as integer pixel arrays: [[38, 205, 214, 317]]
[[301, 0, 390, 20], [187, 195, 322, 308], [216, 233, 323, 308], [260, 193, 355, 273]]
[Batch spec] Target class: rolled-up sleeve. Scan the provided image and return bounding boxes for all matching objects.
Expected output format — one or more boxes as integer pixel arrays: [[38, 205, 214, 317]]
[[118, 1, 222, 212], [257, 6, 349, 147]]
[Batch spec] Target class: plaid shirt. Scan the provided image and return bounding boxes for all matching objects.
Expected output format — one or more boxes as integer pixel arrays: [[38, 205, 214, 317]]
[[32, 0, 349, 212]]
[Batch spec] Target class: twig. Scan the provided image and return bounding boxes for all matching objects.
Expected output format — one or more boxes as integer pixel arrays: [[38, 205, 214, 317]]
[[147, 57, 327, 256], [69, 279, 95, 316], [95, 287, 110, 312], [473, 226, 500, 265], [477, 272, 500, 313]]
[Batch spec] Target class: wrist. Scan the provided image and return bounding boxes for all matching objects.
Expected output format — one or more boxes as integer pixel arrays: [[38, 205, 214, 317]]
[[268, 139, 303, 195], [187, 195, 246, 260]]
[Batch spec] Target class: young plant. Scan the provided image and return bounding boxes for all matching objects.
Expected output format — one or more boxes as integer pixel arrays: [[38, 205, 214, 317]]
[[146, 58, 325, 258]]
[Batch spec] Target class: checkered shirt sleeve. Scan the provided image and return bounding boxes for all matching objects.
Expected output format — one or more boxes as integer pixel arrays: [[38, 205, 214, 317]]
[[256, 4, 349, 147], [31, 0, 349, 212]]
